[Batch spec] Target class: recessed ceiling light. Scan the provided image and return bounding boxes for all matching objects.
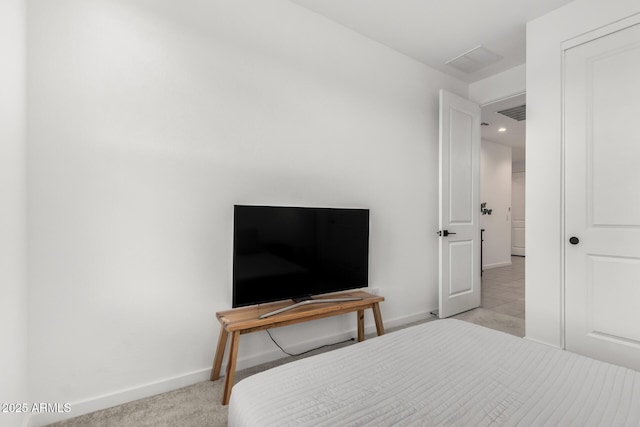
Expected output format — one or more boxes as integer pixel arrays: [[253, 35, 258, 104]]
[[498, 127, 507, 132]]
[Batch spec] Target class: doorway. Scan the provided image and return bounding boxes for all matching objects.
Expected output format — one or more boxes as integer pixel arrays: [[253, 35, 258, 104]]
[[451, 93, 526, 337]]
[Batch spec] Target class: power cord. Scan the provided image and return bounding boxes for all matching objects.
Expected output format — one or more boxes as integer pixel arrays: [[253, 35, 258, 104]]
[[265, 329, 355, 357]]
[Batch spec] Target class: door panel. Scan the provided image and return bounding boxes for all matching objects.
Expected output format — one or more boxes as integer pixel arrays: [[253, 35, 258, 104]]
[[449, 241, 474, 296], [589, 39, 640, 227], [438, 90, 481, 318], [564, 21, 640, 371], [449, 109, 474, 223], [588, 255, 640, 344]]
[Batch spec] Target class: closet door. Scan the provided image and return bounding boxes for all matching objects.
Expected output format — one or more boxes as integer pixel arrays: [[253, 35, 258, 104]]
[[564, 19, 640, 371]]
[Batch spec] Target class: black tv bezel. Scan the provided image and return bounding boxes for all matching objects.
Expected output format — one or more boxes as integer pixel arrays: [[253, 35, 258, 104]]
[[231, 204, 370, 308]]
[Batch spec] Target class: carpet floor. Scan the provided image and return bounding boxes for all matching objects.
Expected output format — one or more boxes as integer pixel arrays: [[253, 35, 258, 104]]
[[49, 259, 526, 427], [47, 316, 503, 426], [46, 336, 361, 427]]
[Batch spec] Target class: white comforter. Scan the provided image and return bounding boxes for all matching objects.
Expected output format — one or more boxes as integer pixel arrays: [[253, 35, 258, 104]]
[[228, 319, 640, 426]]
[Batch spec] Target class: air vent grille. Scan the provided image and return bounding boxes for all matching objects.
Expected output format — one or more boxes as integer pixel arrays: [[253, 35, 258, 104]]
[[445, 45, 503, 74], [497, 104, 526, 121]]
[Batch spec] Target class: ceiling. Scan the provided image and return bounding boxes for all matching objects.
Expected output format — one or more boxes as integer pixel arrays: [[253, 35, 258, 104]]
[[481, 94, 526, 163], [289, 0, 574, 83], [289, 0, 553, 162]]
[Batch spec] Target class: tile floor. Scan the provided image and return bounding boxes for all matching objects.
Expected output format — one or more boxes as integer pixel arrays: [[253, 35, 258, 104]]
[[452, 256, 525, 337]]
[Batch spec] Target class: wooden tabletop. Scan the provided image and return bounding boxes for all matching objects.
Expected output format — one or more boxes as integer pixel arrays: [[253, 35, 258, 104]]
[[217, 290, 384, 334]]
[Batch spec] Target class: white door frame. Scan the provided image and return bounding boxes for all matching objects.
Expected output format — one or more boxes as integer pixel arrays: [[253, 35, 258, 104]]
[[511, 169, 526, 256], [438, 90, 526, 319], [478, 93, 527, 265]]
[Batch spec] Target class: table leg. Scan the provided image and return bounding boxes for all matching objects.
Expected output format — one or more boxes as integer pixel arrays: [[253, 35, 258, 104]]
[[210, 327, 229, 381], [372, 302, 385, 336], [357, 309, 365, 342], [222, 331, 240, 405]]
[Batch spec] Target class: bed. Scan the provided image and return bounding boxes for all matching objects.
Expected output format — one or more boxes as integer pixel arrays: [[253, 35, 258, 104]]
[[228, 319, 640, 426]]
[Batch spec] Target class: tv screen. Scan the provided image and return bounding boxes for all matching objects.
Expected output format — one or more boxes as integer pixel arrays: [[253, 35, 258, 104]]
[[233, 205, 369, 308]]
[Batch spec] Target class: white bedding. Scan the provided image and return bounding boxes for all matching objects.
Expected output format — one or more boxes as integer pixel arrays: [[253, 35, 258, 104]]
[[228, 319, 640, 426]]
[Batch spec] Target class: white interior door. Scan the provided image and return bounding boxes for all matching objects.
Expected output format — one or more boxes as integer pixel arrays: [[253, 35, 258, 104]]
[[511, 170, 525, 256], [564, 20, 640, 371], [438, 90, 481, 318]]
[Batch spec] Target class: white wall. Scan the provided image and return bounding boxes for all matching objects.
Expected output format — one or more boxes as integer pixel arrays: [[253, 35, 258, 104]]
[[469, 64, 525, 106], [526, 0, 640, 347], [480, 140, 512, 269], [0, 1, 28, 427], [26, 0, 467, 423]]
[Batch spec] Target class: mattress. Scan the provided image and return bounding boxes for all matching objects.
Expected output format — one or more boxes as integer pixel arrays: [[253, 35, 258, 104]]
[[228, 319, 640, 426]]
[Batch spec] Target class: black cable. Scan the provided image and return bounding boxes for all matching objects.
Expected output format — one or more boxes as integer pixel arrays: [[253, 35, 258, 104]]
[[265, 329, 355, 357]]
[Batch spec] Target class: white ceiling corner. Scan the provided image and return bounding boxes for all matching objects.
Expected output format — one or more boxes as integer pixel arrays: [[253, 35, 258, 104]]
[[288, 0, 575, 83]]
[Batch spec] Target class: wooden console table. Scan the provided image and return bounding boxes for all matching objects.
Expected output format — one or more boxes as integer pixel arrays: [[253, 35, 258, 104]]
[[210, 290, 385, 405]]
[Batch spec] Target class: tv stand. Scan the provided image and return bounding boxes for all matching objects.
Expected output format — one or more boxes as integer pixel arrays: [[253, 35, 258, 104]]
[[210, 290, 384, 405], [259, 296, 363, 319]]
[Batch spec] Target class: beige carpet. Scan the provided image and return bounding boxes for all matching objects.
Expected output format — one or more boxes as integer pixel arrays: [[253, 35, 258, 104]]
[[48, 311, 521, 427], [47, 380, 229, 427]]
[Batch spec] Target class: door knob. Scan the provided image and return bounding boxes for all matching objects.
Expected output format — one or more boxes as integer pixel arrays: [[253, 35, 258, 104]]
[[569, 236, 580, 245], [437, 230, 457, 237]]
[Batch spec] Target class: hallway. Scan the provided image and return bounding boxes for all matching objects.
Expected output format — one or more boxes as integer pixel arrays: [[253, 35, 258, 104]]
[[452, 256, 525, 337]]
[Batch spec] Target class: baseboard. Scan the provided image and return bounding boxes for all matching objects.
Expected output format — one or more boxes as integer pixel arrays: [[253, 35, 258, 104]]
[[0, 412, 30, 427], [523, 335, 563, 350], [482, 261, 512, 270], [27, 368, 211, 427], [384, 310, 437, 329], [27, 310, 434, 426]]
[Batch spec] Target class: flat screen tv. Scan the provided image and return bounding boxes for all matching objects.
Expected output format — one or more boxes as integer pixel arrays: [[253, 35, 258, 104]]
[[233, 205, 369, 316]]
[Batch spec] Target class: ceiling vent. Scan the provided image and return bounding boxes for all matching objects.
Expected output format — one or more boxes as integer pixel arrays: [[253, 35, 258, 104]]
[[445, 45, 503, 74], [497, 104, 526, 121]]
